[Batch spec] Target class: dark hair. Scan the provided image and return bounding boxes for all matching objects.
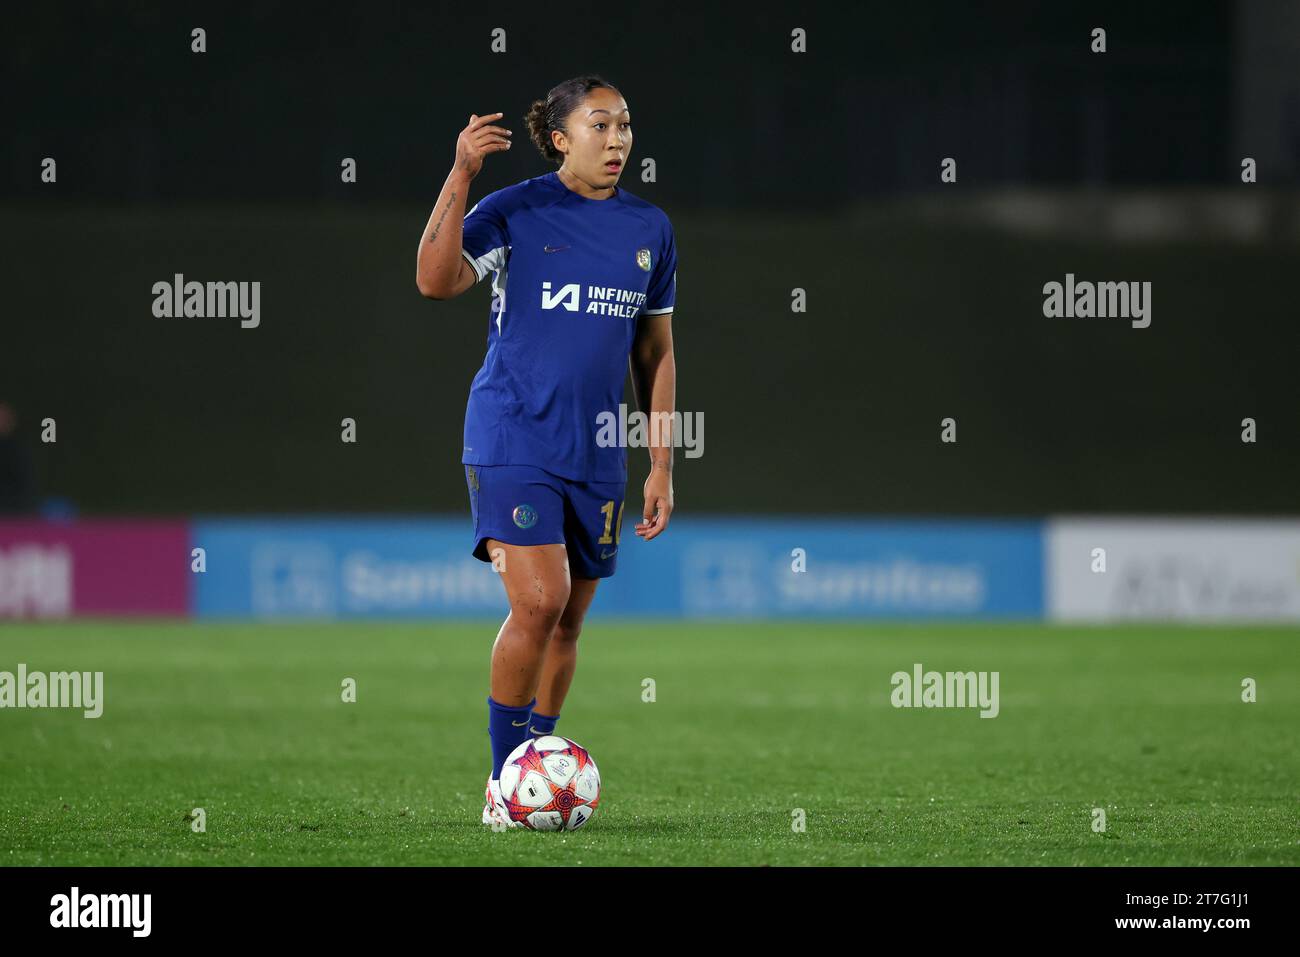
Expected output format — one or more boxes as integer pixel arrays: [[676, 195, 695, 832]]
[[525, 75, 621, 165]]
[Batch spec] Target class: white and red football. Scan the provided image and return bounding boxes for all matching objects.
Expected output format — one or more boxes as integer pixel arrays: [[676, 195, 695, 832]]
[[499, 736, 601, 831]]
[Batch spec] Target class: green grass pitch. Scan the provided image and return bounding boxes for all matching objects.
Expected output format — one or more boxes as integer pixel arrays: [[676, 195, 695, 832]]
[[0, 621, 1295, 866]]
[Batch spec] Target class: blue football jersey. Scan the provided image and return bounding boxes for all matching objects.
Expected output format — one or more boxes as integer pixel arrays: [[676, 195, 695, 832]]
[[458, 170, 677, 483]]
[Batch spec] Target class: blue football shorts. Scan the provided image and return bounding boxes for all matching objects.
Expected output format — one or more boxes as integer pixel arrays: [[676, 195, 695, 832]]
[[465, 464, 627, 579]]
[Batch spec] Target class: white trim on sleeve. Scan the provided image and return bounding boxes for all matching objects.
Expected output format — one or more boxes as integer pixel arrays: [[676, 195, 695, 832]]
[[462, 245, 507, 283]]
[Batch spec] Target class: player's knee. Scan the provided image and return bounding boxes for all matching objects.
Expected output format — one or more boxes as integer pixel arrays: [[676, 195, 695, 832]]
[[511, 592, 569, 635], [535, 598, 568, 631], [552, 619, 583, 644]]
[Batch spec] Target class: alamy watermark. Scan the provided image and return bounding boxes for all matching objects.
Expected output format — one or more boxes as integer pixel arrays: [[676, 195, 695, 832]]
[[152, 274, 260, 328], [1042, 273, 1150, 328], [0, 664, 103, 718], [595, 403, 703, 458], [50, 887, 150, 937], [890, 663, 999, 718]]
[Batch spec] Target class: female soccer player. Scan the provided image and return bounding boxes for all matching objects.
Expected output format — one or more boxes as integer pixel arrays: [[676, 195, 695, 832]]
[[415, 75, 678, 827]]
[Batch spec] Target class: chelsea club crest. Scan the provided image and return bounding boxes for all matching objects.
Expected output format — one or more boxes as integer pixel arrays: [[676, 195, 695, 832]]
[[635, 248, 652, 271]]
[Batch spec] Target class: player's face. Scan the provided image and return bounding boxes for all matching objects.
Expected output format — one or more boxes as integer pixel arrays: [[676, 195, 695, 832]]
[[559, 89, 632, 189]]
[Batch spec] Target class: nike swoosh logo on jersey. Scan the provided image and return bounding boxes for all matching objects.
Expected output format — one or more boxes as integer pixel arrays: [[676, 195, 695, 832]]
[[543, 244, 570, 253], [600, 548, 617, 560], [511, 719, 528, 726]]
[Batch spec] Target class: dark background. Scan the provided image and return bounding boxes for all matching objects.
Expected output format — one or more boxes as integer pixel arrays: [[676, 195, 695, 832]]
[[3, 1, 1297, 515]]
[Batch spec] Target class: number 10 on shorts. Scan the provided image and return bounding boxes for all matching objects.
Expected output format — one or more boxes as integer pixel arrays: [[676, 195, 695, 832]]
[[598, 500, 625, 545]]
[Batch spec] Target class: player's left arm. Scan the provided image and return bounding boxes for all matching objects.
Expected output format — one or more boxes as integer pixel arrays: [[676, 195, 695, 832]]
[[629, 311, 674, 541]]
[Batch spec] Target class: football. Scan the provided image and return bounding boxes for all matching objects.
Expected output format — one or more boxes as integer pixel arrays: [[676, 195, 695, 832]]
[[499, 735, 601, 831]]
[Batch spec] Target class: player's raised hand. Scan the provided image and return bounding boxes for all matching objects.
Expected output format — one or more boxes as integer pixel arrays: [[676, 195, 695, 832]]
[[454, 112, 512, 178], [635, 468, 674, 541]]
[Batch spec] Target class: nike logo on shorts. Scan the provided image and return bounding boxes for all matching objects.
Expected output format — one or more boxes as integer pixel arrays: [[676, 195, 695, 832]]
[[543, 244, 570, 253]]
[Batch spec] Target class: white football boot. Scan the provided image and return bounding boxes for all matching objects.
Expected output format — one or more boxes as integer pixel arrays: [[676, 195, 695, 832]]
[[482, 776, 522, 829]]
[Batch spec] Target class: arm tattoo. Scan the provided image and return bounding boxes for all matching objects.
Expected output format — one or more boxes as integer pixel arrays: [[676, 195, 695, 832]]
[[426, 191, 457, 244]]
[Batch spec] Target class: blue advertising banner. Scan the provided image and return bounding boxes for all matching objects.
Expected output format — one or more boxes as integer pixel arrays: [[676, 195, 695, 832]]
[[192, 517, 1043, 620]]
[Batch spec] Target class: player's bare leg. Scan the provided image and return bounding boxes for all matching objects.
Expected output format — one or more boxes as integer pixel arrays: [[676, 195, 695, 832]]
[[486, 540, 571, 706], [481, 539, 571, 827], [535, 578, 599, 718]]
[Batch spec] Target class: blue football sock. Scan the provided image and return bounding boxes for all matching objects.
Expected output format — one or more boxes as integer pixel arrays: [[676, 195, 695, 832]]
[[487, 695, 535, 779], [529, 709, 560, 737]]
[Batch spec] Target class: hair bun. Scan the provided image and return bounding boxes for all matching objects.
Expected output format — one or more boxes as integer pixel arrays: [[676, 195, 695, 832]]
[[525, 75, 619, 166]]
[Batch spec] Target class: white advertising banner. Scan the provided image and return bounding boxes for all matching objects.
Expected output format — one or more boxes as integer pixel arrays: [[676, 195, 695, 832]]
[[1047, 518, 1300, 622]]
